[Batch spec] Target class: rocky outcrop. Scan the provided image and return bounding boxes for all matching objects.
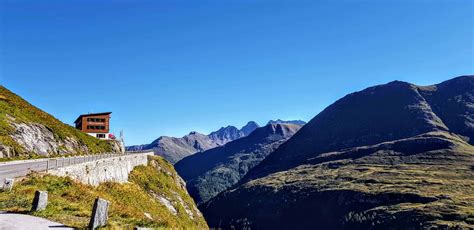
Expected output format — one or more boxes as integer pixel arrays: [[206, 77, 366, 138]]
[[8, 122, 124, 156], [10, 122, 85, 156]]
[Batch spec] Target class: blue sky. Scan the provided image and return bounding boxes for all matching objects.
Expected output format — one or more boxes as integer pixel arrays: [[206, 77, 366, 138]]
[[0, 0, 472, 145]]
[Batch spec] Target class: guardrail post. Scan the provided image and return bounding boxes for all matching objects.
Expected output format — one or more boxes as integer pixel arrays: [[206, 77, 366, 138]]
[[31, 190, 48, 211], [89, 198, 110, 229], [2, 178, 14, 191]]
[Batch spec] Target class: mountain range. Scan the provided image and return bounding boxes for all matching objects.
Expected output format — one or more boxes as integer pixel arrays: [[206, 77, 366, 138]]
[[200, 75, 474, 229], [175, 123, 303, 204], [127, 120, 305, 164]]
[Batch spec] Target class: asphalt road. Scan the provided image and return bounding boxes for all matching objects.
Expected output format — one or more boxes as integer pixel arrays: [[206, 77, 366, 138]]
[[0, 211, 73, 230], [0, 159, 49, 184], [0, 154, 122, 186]]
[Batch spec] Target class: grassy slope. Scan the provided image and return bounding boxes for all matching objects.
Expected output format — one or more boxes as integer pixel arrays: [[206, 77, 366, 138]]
[[0, 156, 208, 229], [203, 132, 474, 229], [0, 85, 112, 158]]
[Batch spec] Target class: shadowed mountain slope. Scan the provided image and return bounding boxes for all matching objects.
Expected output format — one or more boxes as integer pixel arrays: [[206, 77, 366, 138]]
[[175, 123, 301, 204], [243, 80, 449, 182], [201, 75, 474, 229], [419, 76, 474, 144]]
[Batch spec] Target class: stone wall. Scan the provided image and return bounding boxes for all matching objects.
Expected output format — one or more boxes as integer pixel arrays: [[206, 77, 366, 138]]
[[49, 152, 153, 186]]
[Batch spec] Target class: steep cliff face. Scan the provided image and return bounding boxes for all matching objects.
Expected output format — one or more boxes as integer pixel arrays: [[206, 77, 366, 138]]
[[0, 85, 123, 159]]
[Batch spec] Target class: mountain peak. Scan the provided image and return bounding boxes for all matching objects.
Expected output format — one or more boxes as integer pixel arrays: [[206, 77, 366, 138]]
[[241, 121, 260, 136], [208, 125, 244, 145]]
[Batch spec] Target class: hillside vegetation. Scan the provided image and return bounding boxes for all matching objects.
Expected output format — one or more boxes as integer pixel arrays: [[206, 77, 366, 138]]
[[0, 156, 208, 229], [202, 76, 474, 229], [0, 85, 120, 159]]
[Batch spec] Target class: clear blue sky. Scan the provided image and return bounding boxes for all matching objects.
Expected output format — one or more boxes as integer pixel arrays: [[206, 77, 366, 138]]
[[0, 0, 472, 145]]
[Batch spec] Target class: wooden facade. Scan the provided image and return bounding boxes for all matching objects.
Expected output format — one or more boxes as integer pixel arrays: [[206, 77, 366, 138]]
[[74, 112, 111, 137]]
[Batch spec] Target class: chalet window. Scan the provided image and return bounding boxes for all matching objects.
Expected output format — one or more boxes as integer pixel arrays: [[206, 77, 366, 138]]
[[84, 117, 106, 123], [96, 134, 106, 138]]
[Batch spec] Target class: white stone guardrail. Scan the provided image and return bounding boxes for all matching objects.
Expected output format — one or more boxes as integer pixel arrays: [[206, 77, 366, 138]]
[[0, 151, 151, 184]]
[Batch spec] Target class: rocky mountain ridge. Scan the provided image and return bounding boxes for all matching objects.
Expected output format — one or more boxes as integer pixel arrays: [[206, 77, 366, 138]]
[[127, 120, 304, 164], [267, 119, 306, 126]]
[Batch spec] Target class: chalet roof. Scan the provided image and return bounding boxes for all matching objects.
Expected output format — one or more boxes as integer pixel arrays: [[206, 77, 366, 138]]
[[74, 112, 112, 124]]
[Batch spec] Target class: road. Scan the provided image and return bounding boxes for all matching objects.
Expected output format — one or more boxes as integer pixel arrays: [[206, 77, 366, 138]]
[[0, 159, 49, 185], [0, 211, 73, 230], [0, 153, 123, 185]]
